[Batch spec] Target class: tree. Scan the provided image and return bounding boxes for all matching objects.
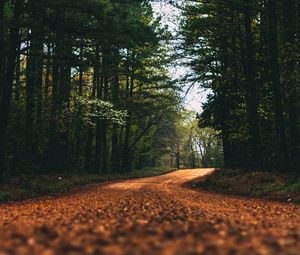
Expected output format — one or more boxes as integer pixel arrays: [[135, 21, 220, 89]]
[[0, 0, 183, 181], [179, 0, 300, 173], [0, 0, 23, 180]]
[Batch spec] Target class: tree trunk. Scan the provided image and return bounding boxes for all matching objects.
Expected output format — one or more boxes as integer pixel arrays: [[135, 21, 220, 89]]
[[57, 37, 72, 171], [25, 31, 36, 152], [74, 44, 84, 169], [25, 27, 43, 165], [0, 0, 22, 180], [175, 151, 180, 169], [282, 0, 299, 172], [198, 142, 206, 168], [111, 48, 120, 173], [85, 61, 98, 172], [14, 42, 21, 102], [44, 43, 51, 113], [0, 0, 6, 101], [267, 0, 289, 172], [48, 36, 60, 171], [34, 41, 44, 167], [122, 55, 134, 172], [243, 1, 261, 169], [216, 6, 233, 169], [101, 66, 109, 173], [95, 47, 104, 173]]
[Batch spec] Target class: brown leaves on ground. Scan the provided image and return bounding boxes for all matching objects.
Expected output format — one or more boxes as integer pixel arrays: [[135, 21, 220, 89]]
[[0, 169, 300, 255]]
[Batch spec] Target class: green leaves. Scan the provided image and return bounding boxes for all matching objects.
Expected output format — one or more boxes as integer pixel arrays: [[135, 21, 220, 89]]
[[77, 97, 128, 126]]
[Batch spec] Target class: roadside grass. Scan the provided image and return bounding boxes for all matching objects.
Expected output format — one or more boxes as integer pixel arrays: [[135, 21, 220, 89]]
[[0, 167, 174, 203], [198, 168, 300, 203]]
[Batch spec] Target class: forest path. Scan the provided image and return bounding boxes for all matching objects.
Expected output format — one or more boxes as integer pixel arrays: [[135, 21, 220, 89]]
[[1, 169, 300, 255]]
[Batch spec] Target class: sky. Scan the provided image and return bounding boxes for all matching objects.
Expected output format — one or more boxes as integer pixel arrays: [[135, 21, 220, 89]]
[[151, 2, 209, 113]]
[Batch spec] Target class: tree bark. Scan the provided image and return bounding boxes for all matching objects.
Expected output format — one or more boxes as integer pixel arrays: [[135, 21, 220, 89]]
[[282, 0, 299, 172], [0, 0, 6, 101], [57, 37, 72, 171], [122, 53, 134, 172], [74, 44, 84, 169], [111, 47, 120, 173], [0, 0, 22, 180], [267, 0, 289, 172], [95, 47, 104, 173], [85, 53, 98, 172], [243, 1, 261, 169], [48, 35, 61, 171], [101, 53, 109, 173], [175, 151, 180, 169]]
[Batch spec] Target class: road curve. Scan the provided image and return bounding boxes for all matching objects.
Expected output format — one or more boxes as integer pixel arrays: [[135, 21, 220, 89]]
[[0, 169, 300, 255]]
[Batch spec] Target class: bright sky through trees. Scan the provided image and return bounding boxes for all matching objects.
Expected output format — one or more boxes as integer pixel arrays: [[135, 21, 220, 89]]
[[151, 2, 209, 113]]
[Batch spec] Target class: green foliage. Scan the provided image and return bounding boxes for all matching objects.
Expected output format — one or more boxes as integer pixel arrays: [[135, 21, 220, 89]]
[[156, 110, 223, 169], [179, 0, 300, 173], [77, 97, 127, 126], [0, 0, 181, 177]]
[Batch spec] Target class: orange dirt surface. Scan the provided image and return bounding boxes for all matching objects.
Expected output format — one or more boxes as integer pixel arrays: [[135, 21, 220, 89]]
[[0, 169, 300, 255]]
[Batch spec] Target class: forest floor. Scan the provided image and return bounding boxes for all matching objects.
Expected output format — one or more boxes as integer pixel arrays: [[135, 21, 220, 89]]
[[1, 169, 300, 255], [198, 169, 300, 203], [0, 168, 173, 203]]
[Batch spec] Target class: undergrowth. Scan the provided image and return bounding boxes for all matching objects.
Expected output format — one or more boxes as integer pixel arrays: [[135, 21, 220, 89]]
[[0, 167, 174, 203], [198, 169, 300, 203]]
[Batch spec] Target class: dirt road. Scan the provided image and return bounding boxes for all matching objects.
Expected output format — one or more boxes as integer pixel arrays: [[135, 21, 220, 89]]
[[1, 169, 300, 255]]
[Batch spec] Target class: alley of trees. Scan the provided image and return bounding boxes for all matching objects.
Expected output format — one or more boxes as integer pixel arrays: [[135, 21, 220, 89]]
[[180, 0, 300, 173], [0, 0, 299, 181], [0, 0, 181, 178], [0, 0, 219, 180]]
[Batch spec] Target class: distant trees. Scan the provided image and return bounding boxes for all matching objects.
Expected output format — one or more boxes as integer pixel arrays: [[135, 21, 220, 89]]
[[180, 0, 300, 174], [0, 0, 180, 180], [160, 112, 223, 169]]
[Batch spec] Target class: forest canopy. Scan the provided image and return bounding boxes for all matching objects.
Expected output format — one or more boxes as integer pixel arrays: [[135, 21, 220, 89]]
[[0, 0, 299, 181], [0, 0, 175, 176], [0, 0, 223, 181], [179, 0, 300, 173]]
